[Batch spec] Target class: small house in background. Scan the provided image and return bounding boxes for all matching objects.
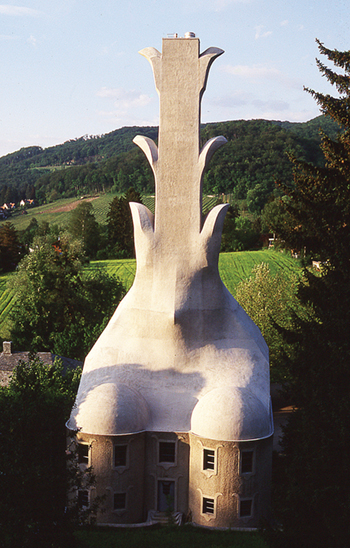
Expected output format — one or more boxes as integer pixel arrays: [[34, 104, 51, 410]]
[[2, 203, 15, 210], [0, 341, 81, 387], [19, 199, 35, 207]]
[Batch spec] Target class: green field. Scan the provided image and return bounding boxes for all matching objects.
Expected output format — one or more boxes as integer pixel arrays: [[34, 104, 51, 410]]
[[86, 249, 300, 294], [0, 194, 227, 234], [0, 193, 120, 232], [0, 250, 301, 341]]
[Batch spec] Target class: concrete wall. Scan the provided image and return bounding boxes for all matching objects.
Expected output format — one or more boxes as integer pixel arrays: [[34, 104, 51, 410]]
[[77, 430, 271, 527], [76, 431, 190, 524], [188, 432, 272, 528], [143, 432, 190, 519], [77, 432, 146, 524]]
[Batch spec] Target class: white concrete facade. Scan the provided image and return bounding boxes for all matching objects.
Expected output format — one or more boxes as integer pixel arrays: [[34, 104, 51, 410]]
[[68, 35, 273, 527]]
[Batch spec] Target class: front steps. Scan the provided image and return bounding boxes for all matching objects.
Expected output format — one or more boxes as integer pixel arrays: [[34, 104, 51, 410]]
[[147, 510, 183, 526]]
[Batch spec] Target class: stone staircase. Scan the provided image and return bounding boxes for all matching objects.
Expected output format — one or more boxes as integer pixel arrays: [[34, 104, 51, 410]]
[[147, 510, 183, 526]]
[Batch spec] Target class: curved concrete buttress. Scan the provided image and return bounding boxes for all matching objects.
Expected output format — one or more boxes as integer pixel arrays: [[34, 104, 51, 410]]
[[68, 36, 272, 441]]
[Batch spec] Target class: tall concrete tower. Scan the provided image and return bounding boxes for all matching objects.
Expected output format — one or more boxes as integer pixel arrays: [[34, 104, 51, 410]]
[[68, 34, 273, 528]]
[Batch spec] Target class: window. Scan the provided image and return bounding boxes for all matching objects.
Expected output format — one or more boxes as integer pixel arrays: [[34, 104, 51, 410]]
[[159, 442, 175, 463], [203, 449, 215, 470], [78, 443, 89, 464], [240, 450, 254, 474], [240, 498, 253, 518], [78, 490, 89, 508], [202, 497, 215, 514], [114, 445, 127, 467], [114, 492, 126, 510]]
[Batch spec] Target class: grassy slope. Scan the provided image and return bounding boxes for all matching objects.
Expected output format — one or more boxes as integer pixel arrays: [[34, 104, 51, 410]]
[[1, 193, 120, 232], [0, 249, 301, 341], [89, 249, 300, 294], [74, 525, 269, 548], [1, 194, 224, 233]]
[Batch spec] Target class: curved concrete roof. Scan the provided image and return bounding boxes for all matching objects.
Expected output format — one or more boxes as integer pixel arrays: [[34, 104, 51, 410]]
[[191, 386, 273, 441], [68, 382, 150, 436]]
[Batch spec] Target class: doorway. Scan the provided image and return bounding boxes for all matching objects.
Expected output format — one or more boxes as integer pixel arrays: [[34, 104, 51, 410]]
[[157, 480, 175, 512]]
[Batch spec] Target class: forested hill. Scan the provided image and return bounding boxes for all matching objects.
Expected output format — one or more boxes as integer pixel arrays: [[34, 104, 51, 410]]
[[0, 115, 341, 212]]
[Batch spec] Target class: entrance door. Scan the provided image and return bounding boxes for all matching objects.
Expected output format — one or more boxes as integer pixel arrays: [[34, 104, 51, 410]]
[[157, 480, 175, 512]]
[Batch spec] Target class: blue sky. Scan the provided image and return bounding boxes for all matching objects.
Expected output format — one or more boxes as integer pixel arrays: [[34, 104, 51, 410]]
[[0, 0, 348, 156]]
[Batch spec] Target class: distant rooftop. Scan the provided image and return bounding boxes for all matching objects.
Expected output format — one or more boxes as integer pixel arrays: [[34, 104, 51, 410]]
[[0, 341, 82, 387]]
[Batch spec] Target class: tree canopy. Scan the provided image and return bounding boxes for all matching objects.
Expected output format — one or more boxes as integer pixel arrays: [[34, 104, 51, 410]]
[[272, 41, 350, 548], [68, 201, 100, 258], [235, 262, 302, 383], [8, 233, 125, 360], [0, 222, 24, 272], [0, 356, 82, 547]]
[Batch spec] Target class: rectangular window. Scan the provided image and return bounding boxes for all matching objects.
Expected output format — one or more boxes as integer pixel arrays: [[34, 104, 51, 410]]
[[114, 445, 127, 467], [78, 490, 89, 508], [240, 498, 253, 518], [203, 449, 215, 470], [202, 497, 215, 514], [241, 450, 254, 474], [78, 443, 89, 464], [159, 442, 175, 463], [114, 492, 126, 510]]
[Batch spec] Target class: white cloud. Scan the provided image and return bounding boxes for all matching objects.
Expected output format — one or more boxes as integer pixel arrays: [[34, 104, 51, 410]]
[[208, 90, 250, 109], [255, 25, 272, 39], [211, 0, 251, 10], [182, 0, 251, 13], [27, 35, 37, 46], [223, 64, 279, 78], [0, 5, 42, 16], [0, 34, 19, 40], [207, 92, 290, 115], [221, 63, 300, 88], [252, 99, 289, 112], [280, 20, 288, 27], [96, 87, 152, 109]]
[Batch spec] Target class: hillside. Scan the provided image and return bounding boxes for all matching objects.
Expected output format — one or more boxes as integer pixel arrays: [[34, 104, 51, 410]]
[[0, 116, 341, 212]]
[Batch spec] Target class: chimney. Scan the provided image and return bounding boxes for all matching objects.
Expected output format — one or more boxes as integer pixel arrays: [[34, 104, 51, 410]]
[[3, 341, 12, 355]]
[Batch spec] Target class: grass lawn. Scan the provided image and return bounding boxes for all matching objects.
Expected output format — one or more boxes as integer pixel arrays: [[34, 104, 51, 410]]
[[74, 524, 270, 548], [88, 249, 301, 295]]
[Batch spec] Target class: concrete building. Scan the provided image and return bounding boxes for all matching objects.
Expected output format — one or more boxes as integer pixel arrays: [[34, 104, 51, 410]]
[[67, 34, 273, 528]]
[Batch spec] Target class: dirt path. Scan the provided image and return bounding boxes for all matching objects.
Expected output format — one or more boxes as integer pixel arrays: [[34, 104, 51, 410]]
[[43, 196, 99, 214]]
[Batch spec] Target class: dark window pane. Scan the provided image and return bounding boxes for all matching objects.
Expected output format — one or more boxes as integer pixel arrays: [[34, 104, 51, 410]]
[[203, 449, 215, 470], [159, 442, 175, 463], [78, 443, 89, 464], [241, 451, 253, 474], [114, 493, 126, 510], [78, 490, 89, 508], [115, 445, 127, 467], [240, 499, 252, 517], [203, 497, 215, 514]]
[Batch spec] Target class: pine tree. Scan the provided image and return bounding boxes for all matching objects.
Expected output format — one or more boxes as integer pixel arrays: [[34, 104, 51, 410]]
[[274, 41, 350, 548], [107, 187, 143, 258], [0, 222, 24, 272], [281, 40, 350, 272]]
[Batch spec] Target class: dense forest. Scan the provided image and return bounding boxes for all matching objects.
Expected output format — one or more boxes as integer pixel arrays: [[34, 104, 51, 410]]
[[0, 115, 341, 211]]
